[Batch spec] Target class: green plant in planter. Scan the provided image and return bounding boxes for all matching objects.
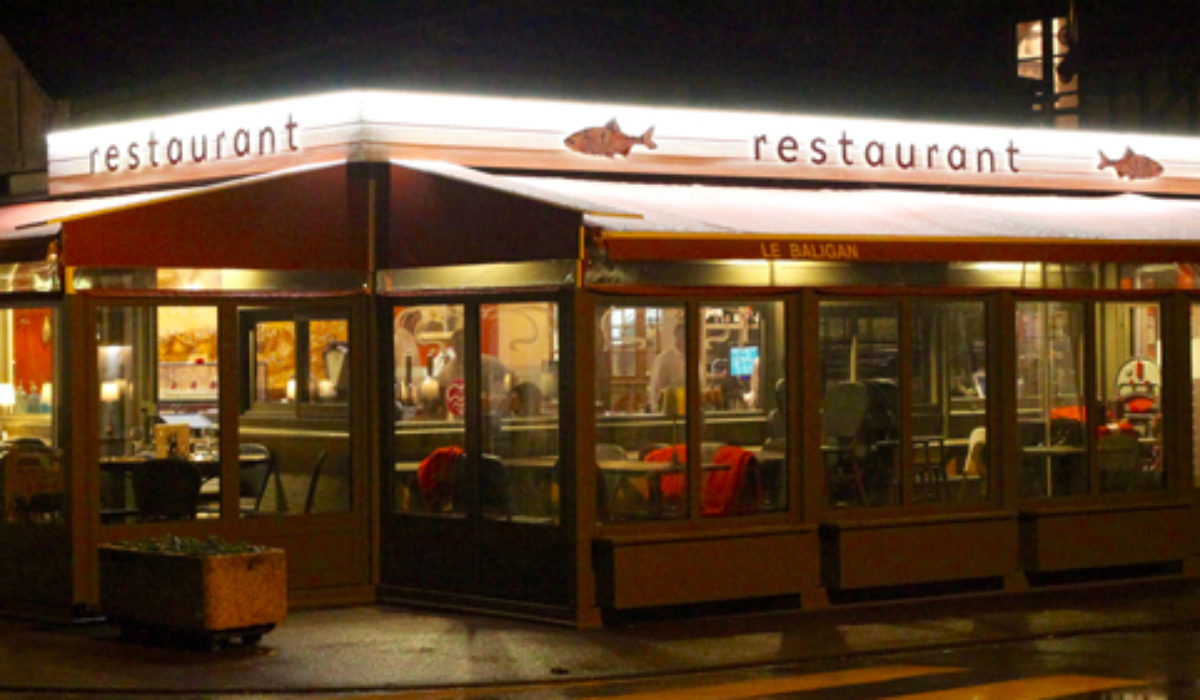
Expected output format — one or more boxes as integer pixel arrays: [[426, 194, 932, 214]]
[[111, 534, 266, 556], [99, 534, 287, 648]]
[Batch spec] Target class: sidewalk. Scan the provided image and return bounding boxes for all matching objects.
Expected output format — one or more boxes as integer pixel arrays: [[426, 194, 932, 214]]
[[1, 577, 1198, 696]]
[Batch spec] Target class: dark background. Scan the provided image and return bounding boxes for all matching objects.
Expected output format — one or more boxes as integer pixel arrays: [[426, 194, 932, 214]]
[[1, 1, 1198, 125]]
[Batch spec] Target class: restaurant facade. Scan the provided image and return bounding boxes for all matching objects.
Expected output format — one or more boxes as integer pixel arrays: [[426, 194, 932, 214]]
[[2, 89, 1200, 627]]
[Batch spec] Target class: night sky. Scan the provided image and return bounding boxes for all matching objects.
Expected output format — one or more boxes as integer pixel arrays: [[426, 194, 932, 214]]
[[0, 1, 1195, 125]]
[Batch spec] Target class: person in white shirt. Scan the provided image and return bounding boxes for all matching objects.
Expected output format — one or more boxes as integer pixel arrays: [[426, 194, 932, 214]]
[[647, 322, 686, 412]]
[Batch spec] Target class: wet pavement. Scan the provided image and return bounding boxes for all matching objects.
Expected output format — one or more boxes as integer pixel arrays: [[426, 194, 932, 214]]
[[1, 577, 1198, 696]]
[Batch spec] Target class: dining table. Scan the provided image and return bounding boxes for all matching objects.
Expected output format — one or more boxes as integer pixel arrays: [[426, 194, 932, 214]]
[[1021, 443, 1086, 497], [99, 450, 271, 518]]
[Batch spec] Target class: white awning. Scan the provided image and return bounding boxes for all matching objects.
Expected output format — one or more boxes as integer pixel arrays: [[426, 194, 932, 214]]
[[501, 176, 1200, 242]]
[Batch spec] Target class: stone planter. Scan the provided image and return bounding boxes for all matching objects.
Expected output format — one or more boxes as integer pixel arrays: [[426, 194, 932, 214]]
[[99, 537, 287, 648]]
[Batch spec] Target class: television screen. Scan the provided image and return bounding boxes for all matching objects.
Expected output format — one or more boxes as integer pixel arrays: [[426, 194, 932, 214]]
[[729, 346, 759, 378]]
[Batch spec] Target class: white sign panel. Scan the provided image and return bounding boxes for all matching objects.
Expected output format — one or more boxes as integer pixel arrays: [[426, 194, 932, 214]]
[[47, 89, 1200, 195]]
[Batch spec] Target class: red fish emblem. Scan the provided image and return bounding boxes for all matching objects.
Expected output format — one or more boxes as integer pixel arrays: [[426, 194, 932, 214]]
[[1098, 147, 1164, 180], [564, 119, 656, 158]]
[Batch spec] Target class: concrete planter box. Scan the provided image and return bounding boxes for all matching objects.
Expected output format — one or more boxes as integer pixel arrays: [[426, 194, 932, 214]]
[[99, 540, 287, 646]]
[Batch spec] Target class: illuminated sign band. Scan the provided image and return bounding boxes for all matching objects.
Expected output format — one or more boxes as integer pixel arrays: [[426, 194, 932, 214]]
[[46, 90, 1200, 196]]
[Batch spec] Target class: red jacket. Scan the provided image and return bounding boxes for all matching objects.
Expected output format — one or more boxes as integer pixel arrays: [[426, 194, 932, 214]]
[[417, 446, 463, 511]]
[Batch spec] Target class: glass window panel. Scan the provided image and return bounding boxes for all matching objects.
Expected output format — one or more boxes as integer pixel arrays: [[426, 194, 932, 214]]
[[699, 301, 786, 516], [819, 301, 900, 508], [392, 304, 466, 516], [1097, 302, 1163, 493], [1126, 263, 1200, 290], [911, 301, 988, 504], [595, 304, 687, 522], [1017, 302, 1087, 498], [480, 302, 560, 523], [237, 308, 352, 517], [1016, 20, 1044, 62], [0, 306, 62, 524], [98, 305, 220, 524]]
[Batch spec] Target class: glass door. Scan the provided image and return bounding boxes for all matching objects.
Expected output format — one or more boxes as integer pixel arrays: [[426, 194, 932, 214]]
[[382, 296, 569, 607]]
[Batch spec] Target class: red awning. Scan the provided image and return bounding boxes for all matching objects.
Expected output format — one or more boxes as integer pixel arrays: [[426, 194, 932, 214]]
[[57, 162, 368, 270], [0, 191, 188, 263], [382, 161, 584, 269]]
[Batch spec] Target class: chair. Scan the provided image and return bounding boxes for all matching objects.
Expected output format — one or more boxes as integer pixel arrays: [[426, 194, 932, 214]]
[[304, 450, 330, 514], [594, 443, 627, 461], [417, 446, 461, 513], [821, 381, 872, 506], [478, 454, 510, 520], [238, 443, 275, 512], [1098, 431, 1142, 492], [644, 444, 687, 518], [701, 445, 763, 515], [2, 442, 64, 522], [131, 458, 201, 520], [957, 427, 988, 501], [453, 453, 510, 520], [766, 378, 787, 440]]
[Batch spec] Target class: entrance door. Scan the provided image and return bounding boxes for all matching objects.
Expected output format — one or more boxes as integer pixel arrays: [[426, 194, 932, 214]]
[[381, 298, 569, 612]]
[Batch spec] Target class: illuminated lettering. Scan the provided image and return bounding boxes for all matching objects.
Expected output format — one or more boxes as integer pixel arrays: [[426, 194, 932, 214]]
[[166, 137, 183, 165], [865, 141, 885, 167], [754, 129, 1021, 177], [777, 136, 798, 163], [977, 147, 996, 173], [86, 115, 301, 174], [1007, 140, 1020, 172], [810, 137, 827, 165], [191, 136, 208, 163], [259, 126, 275, 154], [285, 114, 298, 151], [948, 145, 966, 171], [766, 241, 863, 261], [233, 129, 251, 157], [147, 133, 159, 167]]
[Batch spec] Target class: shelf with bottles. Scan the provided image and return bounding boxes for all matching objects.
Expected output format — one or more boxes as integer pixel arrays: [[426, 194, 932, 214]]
[[0, 381, 53, 415]]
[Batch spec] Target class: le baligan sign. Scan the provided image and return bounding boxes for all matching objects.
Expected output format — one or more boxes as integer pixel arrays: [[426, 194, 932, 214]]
[[46, 90, 1200, 195]]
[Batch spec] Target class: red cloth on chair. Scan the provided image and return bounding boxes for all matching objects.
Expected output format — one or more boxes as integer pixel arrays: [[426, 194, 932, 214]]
[[648, 444, 760, 515], [646, 445, 687, 505], [703, 445, 760, 515], [417, 446, 463, 511]]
